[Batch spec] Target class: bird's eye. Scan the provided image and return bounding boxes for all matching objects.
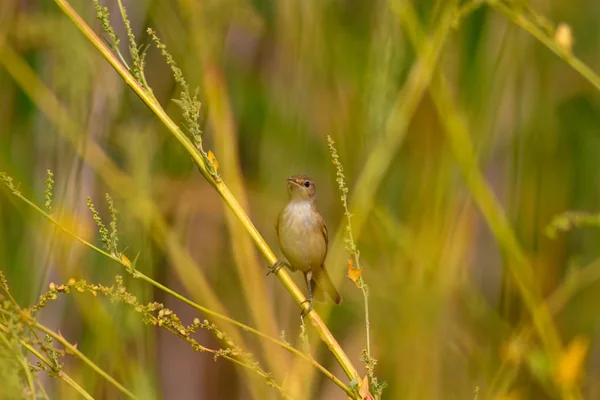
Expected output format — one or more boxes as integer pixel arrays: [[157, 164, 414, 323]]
[[303, 180, 311, 188]]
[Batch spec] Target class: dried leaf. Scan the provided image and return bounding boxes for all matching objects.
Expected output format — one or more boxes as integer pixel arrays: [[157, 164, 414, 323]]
[[358, 375, 374, 400], [208, 150, 219, 171], [346, 259, 362, 287], [120, 253, 131, 266]]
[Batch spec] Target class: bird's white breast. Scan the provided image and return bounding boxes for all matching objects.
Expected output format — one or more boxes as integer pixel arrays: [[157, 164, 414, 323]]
[[278, 201, 326, 271]]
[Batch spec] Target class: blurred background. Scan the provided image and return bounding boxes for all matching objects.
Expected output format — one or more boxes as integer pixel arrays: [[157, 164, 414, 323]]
[[1, 0, 599, 399]]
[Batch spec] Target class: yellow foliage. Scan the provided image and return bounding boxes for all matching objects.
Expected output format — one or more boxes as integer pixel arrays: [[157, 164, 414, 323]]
[[554, 23, 574, 54], [555, 335, 589, 389], [346, 259, 362, 287], [208, 150, 219, 171]]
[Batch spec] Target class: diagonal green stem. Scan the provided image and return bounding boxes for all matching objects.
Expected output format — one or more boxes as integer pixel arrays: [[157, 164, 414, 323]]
[[51, 0, 361, 389], [0, 318, 114, 400], [489, 0, 600, 92], [33, 321, 137, 399]]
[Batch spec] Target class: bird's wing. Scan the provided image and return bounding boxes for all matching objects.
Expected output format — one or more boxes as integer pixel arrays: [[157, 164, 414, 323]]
[[321, 217, 328, 248], [275, 209, 281, 237]]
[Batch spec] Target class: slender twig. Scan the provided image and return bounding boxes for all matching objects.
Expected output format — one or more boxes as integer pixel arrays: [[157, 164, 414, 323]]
[[362, 288, 371, 357], [58, 373, 96, 400], [327, 137, 372, 362], [0, 177, 354, 397], [33, 374, 51, 400], [139, 275, 352, 396], [32, 321, 137, 399], [146, 315, 291, 399], [51, 0, 361, 388]]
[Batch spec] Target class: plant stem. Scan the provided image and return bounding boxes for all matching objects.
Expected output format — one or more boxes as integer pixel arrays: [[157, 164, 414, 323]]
[[58, 373, 96, 400], [360, 279, 371, 359], [52, 0, 361, 387], [33, 321, 138, 399], [0, 175, 355, 397]]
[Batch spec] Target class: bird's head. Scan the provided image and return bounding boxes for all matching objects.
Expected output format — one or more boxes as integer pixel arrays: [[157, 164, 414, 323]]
[[286, 174, 316, 201]]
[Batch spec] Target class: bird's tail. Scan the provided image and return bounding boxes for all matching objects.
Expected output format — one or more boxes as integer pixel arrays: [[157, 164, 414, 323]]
[[311, 266, 342, 305]]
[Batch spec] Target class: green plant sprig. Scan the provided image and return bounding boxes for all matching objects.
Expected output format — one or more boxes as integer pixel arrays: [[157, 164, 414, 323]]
[[44, 169, 54, 213], [145, 28, 212, 176], [105, 193, 119, 254], [86, 196, 111, 253], [0, 273, 120, 399], [327, 136, 386, 399], [30, 276, 290, 397], [91, 0, 154, 95]]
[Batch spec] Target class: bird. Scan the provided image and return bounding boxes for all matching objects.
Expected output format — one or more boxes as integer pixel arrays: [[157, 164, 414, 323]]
[[271, 174, 342, 309]]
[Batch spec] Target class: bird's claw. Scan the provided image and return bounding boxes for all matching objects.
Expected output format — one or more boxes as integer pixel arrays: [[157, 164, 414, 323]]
[[267, 260, 286, 276], [300, 299, 314, 318]]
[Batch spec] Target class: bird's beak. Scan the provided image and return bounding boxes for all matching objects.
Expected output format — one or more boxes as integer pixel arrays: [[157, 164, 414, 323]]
[[286, 177, 298, 185]]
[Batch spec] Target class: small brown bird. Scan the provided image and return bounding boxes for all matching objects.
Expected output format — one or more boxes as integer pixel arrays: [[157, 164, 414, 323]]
[[272, 174, 342, 306]]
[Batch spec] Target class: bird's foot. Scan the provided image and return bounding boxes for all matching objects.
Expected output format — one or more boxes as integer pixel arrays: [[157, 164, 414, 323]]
[[267, 260, 287, 276], [300, 299, 314, 318]]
